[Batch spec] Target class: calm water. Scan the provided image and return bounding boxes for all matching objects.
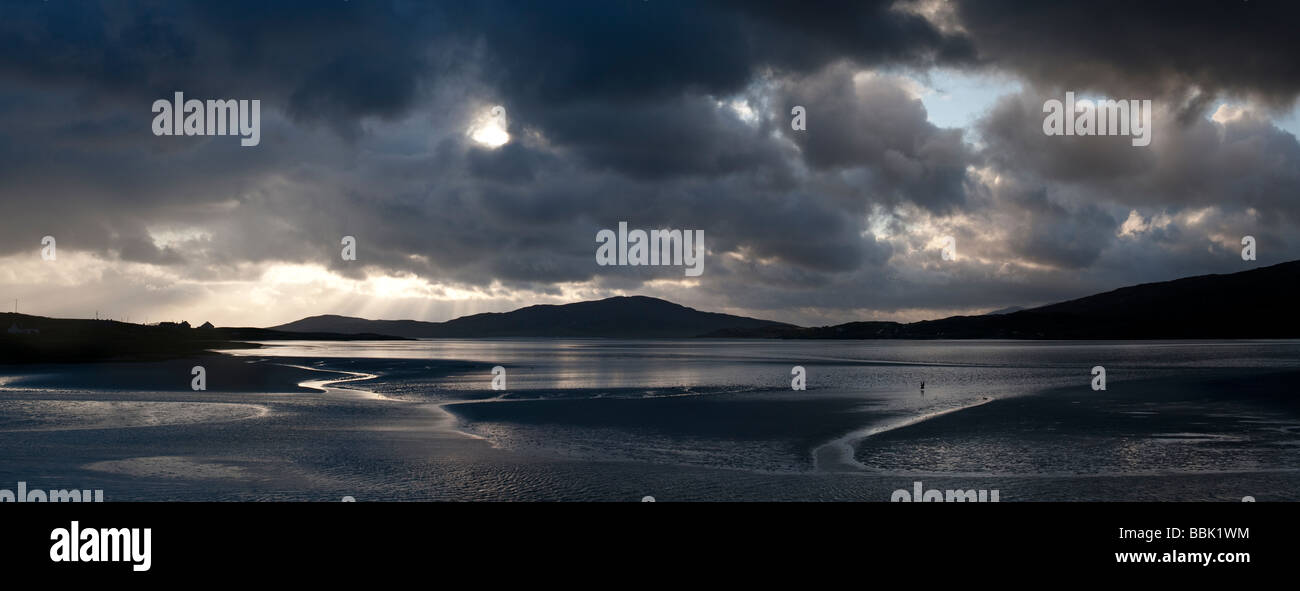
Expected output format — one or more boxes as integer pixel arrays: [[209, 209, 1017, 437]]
[[3, 339, 1299, 500], [234, 339, 1300, 482]]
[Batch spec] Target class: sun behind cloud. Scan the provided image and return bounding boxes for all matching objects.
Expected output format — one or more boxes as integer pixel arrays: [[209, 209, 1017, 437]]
[[467, 105, 509, 148]]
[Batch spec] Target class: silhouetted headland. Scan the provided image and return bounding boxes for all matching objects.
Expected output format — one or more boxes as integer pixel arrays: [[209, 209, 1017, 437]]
[[276, 261, 1299, 340], [0, 314, 406, 364]]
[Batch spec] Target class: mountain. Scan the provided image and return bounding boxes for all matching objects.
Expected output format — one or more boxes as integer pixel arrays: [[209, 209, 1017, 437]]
[[15, 261, 1291, 359], [717, 260, 1300, 339], [984, 305, 1025, 315], [264, 315, 437, 338], [271, 295, 796, 338], [1, 313, 406, 363]]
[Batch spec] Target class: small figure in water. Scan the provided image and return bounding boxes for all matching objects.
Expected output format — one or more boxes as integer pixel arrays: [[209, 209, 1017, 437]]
[[920, 381, 926, 391]]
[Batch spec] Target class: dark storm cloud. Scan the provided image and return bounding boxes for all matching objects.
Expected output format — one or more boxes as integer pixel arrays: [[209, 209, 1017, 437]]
[[441, 0, 974, 182], [965, 85, 1300, 301], [527, 94, 794, 180], [952, 0, 1300, 105], [0, 1, 439, 126], [979, 90, 1300, 224], [466, 142, 555, 183], [718, 0, 976, 68], [775, 64, 975, 213], [999, 185, 1117, 271], [449, 0, 974, 107], [1, 0, 1299, 324], [0, 0, 955, 281], [0, 1, 970, 132], [681, 179, 892, 273], [979, 91, 1155, 183]]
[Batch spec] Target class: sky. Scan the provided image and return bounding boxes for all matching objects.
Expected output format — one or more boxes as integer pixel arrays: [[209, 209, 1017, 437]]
[[1, 0, 1299, 328]]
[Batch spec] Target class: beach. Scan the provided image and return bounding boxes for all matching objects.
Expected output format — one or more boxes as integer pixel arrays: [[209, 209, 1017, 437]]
[[1, 339, 1298, 501]]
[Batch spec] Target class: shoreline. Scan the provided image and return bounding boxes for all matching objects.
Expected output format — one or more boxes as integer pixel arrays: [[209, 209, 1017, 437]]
[[2, 344, 1299, 501]]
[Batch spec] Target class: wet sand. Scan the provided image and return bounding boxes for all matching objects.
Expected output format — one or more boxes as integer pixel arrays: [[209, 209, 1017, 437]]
[[1, 350, 1298, 501]]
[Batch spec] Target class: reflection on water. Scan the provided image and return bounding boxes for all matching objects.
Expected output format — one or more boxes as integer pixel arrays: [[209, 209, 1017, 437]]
[[4, 339, 1298, 500], [221, 339, 1300, 476]]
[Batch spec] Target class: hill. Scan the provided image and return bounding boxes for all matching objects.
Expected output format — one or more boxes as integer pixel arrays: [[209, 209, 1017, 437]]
[[0, 314, 405, 363], [714, 260, 1300, 339], [272, 295, 796, 338]]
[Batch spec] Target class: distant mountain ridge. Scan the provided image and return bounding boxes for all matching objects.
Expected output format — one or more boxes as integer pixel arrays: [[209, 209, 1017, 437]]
[[7, 262, 1296, 359], [0, 313, 405, 363], [271, 261, 1300, 340], [271, 295, 796, 338], [709, 260, 1300, 339]]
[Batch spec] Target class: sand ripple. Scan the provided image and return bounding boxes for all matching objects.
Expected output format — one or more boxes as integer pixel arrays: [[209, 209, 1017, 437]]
[[0, 399, 269, 432]]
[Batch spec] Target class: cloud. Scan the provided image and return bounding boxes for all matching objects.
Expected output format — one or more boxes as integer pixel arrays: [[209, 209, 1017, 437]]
[[952, 0, 1300, 106], [979, 90, 1300, 225], [775, 63, 975, 213], [0, 1, 1297, 326]]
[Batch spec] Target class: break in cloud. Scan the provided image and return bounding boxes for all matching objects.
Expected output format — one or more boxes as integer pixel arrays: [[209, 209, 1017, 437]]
[[0, 0, 1297, 327]]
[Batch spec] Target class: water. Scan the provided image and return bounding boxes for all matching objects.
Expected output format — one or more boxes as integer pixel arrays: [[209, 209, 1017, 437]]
[[2, 339, 1298, 501]]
